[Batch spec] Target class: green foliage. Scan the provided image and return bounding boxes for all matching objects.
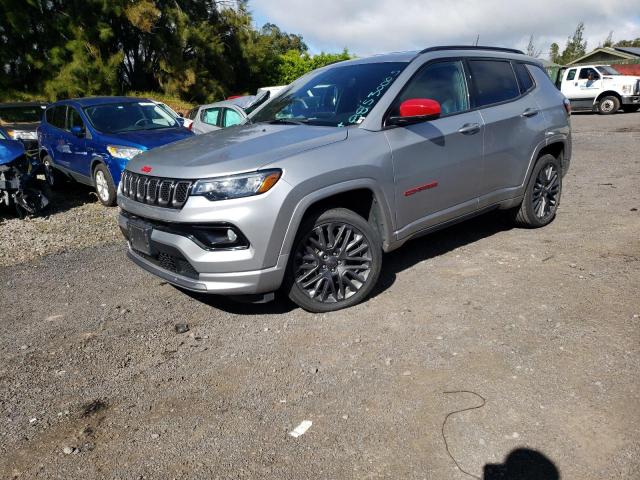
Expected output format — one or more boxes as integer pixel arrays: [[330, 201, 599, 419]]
[[0, 0, 322, 103], [551, 22, 588, 64], [615, 38, 640, 48], [275, 49, 352, 85]]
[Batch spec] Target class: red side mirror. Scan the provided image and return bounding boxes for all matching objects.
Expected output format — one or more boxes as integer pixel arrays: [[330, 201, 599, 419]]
[[399, 98, 441, 118]]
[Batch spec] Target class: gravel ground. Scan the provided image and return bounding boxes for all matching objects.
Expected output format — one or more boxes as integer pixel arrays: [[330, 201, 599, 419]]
[[0, 183, 119, 267], [1, 112, 639, 479]]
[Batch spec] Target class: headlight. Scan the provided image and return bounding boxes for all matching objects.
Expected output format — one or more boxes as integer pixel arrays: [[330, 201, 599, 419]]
[[191, 169, 282, 201], [621, 84, 632, 94], [7, 129, 37, 140], [107, 145, 143, 160]]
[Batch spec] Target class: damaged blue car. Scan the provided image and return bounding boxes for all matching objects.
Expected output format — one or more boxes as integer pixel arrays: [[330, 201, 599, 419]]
[[0, 131, 49, 217]]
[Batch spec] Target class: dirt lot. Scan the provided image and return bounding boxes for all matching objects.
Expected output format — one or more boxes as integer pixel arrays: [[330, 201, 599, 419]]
[[1, 113, 639, 479]]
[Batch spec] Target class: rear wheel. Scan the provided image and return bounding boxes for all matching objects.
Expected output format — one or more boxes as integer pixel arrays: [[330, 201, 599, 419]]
[[42, 155, 65, 189], [512, 154, 562, 228], [93, 164, 117, 206], [285, 208, 382, 313], [597, 95, 620, 114], [622, 105, 639, 113]]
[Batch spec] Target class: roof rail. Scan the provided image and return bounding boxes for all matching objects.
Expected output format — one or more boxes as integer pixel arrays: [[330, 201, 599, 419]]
[[419, 45, 524, 55]]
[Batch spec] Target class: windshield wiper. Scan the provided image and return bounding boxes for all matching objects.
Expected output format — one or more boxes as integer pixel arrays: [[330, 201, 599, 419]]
[[268, 118, 309, 125]]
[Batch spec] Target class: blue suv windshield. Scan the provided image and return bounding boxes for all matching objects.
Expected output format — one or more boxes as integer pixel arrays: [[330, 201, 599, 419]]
[[83, 101, 179, 134], [251, 62, 407, 127]]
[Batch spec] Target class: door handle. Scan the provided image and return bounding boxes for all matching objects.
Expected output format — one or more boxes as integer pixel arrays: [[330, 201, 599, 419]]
[[521, 108, 539, 118], [458, 123, 480, 135]]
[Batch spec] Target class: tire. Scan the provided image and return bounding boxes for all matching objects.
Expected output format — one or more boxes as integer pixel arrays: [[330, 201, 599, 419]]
[[285, 208, 382, 313], [42, 155, 65, 189], [622, 105, 639, 113], [597, 95, 620, 115], [512, 154, 562, 228], [93, 164, 117, 206]]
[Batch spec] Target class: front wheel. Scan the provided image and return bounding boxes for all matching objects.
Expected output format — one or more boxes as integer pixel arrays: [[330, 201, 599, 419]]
[[285, 208, 382, 313], [93, 164, 117, 206], [512, 154, 562, 228], [597, 95, 620, 114]]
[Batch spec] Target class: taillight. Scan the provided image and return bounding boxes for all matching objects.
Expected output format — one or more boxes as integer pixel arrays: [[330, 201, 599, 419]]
[[188, 121, 193, 131], [563, 98, 571, 116]]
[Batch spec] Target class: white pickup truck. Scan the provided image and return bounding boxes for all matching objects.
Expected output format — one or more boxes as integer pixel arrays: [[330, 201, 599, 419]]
[[558, 64, 640, 114]]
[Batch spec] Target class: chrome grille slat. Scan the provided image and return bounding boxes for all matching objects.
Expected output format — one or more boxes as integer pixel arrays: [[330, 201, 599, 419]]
[[121, 171, 191, 209]]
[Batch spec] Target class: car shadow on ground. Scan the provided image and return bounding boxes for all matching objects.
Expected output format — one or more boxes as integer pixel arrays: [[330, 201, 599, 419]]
[[370, 209, 514, 299], [183, 209, 515, 315], [483, 448, 560, 479]]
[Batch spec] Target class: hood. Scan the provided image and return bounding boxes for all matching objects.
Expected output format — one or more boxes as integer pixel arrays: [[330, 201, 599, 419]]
[[0, 139, 26, 165], [0, 122, 40, 132], [126, 123, 348, 179], [100, 127, 193, 151], [603, 75, 640, 85]]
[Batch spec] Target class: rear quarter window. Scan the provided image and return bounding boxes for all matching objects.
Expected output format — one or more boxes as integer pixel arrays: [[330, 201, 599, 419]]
[[513, 63, 535, 94], [468, 59, 520, 107]]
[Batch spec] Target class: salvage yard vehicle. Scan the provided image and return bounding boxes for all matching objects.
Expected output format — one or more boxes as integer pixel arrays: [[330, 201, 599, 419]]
[[38, 97, 193, 206], [186, 99, 249, 134], [558, 64, 640, 114], [118, 46, 571, 312], [0, 133, 49, 217], [0, 102, 48, 157]]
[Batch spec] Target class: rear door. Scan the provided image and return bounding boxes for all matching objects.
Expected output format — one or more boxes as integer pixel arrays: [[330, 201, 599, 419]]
[[46, 105, 74, 168], [384, 59, 484, 238], [197, 106, 222, 133], [468, 59, 547, 205]]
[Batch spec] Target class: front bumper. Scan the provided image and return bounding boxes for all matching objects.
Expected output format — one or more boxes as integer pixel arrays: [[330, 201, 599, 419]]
[[622, 95, 640, 105], [126, 246, 288, 294], [117, 181, 292, 295]]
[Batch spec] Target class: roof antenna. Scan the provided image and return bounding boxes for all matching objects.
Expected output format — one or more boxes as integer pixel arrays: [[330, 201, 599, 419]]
[[474, 35, 479, 46]]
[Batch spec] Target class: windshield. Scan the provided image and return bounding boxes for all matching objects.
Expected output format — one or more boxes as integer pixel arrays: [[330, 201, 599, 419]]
[[0, 105, 45, 124], [83, 102, 179, 134], [596, 66, 620, 75], [251, 62, 407, 127]]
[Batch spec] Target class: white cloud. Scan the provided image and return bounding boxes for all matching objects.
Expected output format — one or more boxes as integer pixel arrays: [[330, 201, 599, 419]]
[[250, 0, 640, 59]]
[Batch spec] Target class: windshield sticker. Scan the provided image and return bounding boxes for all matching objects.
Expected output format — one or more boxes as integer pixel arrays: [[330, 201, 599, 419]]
[[348, 70, 402, 125]]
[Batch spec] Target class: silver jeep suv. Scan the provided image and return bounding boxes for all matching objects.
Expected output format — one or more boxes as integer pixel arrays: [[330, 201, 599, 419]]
[[118, 46, 571, 312]]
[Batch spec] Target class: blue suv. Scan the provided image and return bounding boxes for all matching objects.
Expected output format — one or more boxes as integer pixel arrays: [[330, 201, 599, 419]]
[[38, 97, 193, 205]]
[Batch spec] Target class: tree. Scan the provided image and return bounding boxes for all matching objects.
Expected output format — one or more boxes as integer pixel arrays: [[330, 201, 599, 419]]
[[601, 31, 614, 47], [275, 49, 352, 85], [615, 38, 640, 47], [549, 43, 561, 64], [526, 35, 542, 58], [557, 22, 588, 64]]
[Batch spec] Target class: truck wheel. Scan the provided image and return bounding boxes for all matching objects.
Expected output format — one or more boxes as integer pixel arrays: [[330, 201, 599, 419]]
[[285, 208, 382, 313], [512, 154, 562, 228], [597, 95, 620, 115], [42, 155, 65, 189], [93, 164, 117, 206], [622, 105, 639, 113]]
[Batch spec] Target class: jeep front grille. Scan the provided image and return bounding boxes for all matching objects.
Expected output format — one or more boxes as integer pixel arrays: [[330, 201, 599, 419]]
[[121, 171, 192, 209]]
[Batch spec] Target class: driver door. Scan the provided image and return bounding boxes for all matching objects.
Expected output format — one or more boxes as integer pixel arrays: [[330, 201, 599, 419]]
[[384, 59, 484, 239]]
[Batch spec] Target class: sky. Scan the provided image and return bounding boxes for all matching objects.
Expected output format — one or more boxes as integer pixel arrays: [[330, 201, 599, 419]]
[[249, 0, 640, 60]]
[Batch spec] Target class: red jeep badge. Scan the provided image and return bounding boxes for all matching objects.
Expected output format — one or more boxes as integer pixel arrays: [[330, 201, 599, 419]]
[[141, 165, 152, 173]]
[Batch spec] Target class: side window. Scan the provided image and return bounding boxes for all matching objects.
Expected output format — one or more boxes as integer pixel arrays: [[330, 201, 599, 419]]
[[566, 69, 577, 81], [223, 108, 243, 127], [513, 63, 535, 94], [201, 107, 220, 126], [48, 106, 67, 129], [468, 60, 520, 107], [578, 67, 599, 80], [395, 60, 469, 116], [0, 130, 6, 140], [187, 108, 198, 120], [67, 107, 85, 131]]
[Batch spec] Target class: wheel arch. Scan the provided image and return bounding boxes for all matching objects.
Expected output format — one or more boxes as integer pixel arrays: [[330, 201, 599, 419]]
[[595, 90, 622, 104], [278, 180, 395, 260]]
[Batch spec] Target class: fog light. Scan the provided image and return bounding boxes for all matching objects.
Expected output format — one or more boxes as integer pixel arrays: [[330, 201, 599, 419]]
[[227, 229, 238, 242]]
